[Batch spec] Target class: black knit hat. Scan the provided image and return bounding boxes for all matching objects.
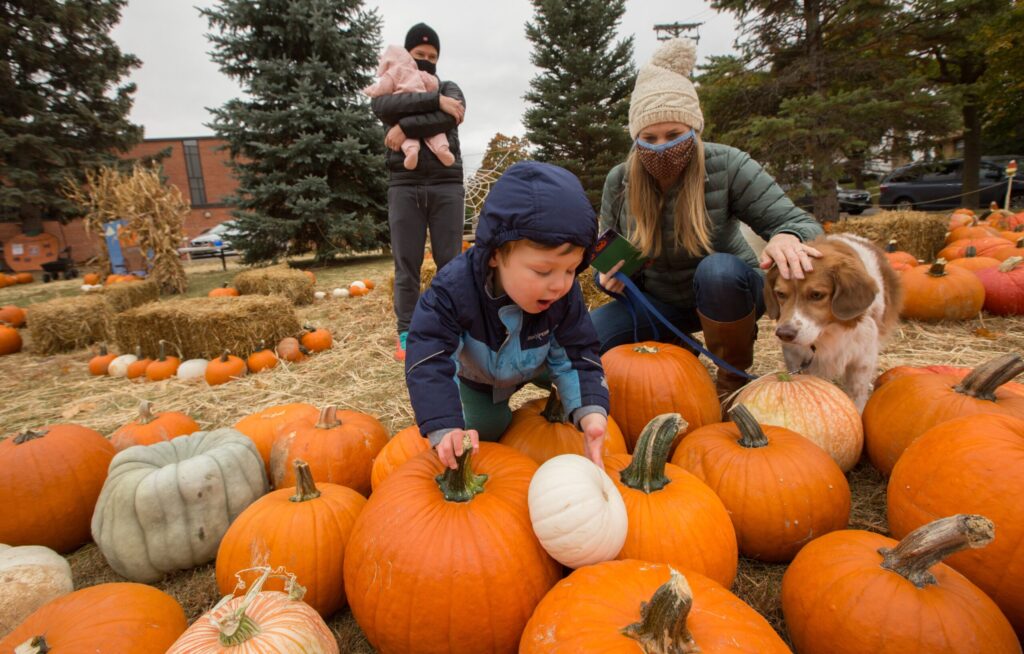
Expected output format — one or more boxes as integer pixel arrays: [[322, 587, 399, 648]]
[[404, 23, 440, 54]]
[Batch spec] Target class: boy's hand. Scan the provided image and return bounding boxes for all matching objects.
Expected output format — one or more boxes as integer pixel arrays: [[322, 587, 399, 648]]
[[579, 413, 608, 467], [435, 428, 480, 470]]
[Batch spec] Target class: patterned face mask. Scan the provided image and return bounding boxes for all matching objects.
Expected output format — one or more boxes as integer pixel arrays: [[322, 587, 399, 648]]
[[635, 130, 696, 183]]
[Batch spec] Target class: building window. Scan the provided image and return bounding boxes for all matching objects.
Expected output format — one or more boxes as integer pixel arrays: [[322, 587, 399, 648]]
[[183, 139, 208, 206]]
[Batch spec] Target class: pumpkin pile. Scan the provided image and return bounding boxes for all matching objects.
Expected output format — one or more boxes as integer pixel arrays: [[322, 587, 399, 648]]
[[0, 305, 25, 356], [313, 278, 377, 300]]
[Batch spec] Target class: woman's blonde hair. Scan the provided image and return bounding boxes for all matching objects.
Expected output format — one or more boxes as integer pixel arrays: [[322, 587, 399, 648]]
[[623, 135, 712, 258]]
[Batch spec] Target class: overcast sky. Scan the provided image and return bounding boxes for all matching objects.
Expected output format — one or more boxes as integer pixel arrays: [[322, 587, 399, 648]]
[[110, 0, 739, 173]]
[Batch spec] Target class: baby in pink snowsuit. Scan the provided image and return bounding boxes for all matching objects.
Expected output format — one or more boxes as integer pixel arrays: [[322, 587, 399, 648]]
[[364, 45, 456, 171]]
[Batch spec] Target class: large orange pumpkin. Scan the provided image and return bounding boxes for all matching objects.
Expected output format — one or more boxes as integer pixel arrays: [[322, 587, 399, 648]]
[[0, 424, 115, 552], [991, 236, 1024, 261], [0, 305, 26, 327], [601, 342, 719, 452], [900, 259, 985, 321], [521, 561, 790, 653], [0, 324, 22, 355], [234, 403, 319, 475], [782, 515, 1020, 653], [605, 413, 738, 588], [671, 405, 850, 562], [270, 406, 387, 496], [499, 392, 627, 464], [0, 582, 186, 653], [889, 414, 1024, 636], [938, 237, 1013, 260], [369, 425, 429, 491], [946, 245, 1001, 272], [988, 210, 1024, 231], [216, 460, 366, 617], [109, 400, 199, 451], [732, 371, 863, 472], [863, 353, 1024, 475], [874, 363, 1024, 396], [884, 240, 918, 268], [343, 441, 561, 654], [976, 256, 1024, 315], [946, 223, 1002, 243]]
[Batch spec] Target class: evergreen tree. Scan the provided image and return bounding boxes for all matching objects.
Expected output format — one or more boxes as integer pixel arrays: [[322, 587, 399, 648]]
[[0, 0, 141, 230], [202, 0, 387, 262], [523, 0, 635, 208]]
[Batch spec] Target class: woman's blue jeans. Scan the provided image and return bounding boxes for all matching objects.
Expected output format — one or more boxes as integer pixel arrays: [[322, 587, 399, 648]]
[[589, 253, 765, 353]]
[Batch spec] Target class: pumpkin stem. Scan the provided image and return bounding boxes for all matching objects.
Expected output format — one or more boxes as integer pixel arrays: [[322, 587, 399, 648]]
[[289, 460, 321, 502], [14, 636, 50, 654], [220, 349, 231, 363], [885, 239, 897, 253], [964, 245, 978, 258], [998, 256, 1023, 272], [97, 343, 109, 356], [156, 340, 167, 362], [621, 569, 701, 653], [728, 404, 769, 448], [879, 514, 994, 588], [436, 433, 488, 502], [619, 414, 686, 493], [927, 258, 948, 276], [540, 391, 565, 423], [215, 566, 308, 646], [12, 429, 47, 445], [314, 406, 341, 429], [954, 353, 1024, 401], [137, 400, 155, 425], [634, 344, 659, 354], [1016, 237, 1024, 248]]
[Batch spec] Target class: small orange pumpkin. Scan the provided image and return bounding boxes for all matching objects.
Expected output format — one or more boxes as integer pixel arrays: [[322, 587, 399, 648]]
[[0, 325, 23, 356], [88, 344, 118, 375], [0, 305, 26, 327], [499, 392, 628, 465], [144, 340, 181, 381], [303, 269, 316, 284], [370, 426, 430, 491], [208, 282, 239, 298], [205, 350, 247, 385], [82, 272, 100, 285], [110, 400, 199, 451], [14, 272, 32, 284], [124, 346, 153, 380], [884, 240, 917, 268], [246, 339, 278, 373], [234, 403, 319, 474], [276, 336, 307, 362], [300, 326, 332, 353], [362, 278, 375, 289], [348, 284, 367, 297]]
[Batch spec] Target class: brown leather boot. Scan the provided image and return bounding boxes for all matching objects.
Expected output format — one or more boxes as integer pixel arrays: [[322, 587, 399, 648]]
[[698, 309, 757, 411]]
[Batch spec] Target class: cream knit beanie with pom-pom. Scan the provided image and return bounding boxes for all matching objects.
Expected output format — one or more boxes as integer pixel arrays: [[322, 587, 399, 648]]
[[628, 38, 703, 139]]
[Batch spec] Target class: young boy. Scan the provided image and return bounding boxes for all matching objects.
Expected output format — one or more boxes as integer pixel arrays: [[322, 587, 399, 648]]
[[405, 161, 610, 468]]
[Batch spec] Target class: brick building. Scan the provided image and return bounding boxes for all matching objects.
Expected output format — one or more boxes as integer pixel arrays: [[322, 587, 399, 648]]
[[0, 135, 238, 264]]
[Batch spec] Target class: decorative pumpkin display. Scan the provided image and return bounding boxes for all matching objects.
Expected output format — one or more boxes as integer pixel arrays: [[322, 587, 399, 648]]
[[992, 236, 1024, 261], [1, 583, 185, 652], [988, 210, 1024, 231], [782, 515, 1020, 653], [234, 403, 318, 475], [732, 371, 863, 472], [889, 414, 1024, 634], [605, 414, 738, 588], [246, 340, 278, 373], [205, 350, 247, 385], [975, 256, 1024, 315], [946, 223, 1002, 243], [671, 405, 850, 562], [874, 363, 1024, 396], [1001, 226, 1024, 242], [0, 325, 22, 356], [528, 454, 628, 569], [521, 561, 790, 654], [946, 245, 1001, 272], [208, 282, 240, 298], [884, 240, 918, 268], [900, 259, 985, 321], [109, 400, 199, 451], [863, 353, 1024, 475], [82, 272, 100, 285], [14, 272, 32, 284], [0, 424, 114, 553], [500, 392, 627, 464], [270, 406, 387, 497], [300, 326, 332, 353], [369, 425, 429, 491], [107, 350, 138, 377], [276, 336, 307, 362], [125, 346, 153, 380], [348, 284, 367, 297], [0, 305, 26, 328], [344, 440, 560, 654], [937, 237, 1013, 260], [0, 543, 74, 637], [216, 461, 366, 617], [145, 340, 181, 381], [168, 567, 338, 654], [91, 428, 268, 583], [176, 357, 209, 381], [601, 342, 719, 452]]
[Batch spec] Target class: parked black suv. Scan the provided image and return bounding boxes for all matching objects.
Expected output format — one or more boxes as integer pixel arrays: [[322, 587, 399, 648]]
[[785, 183, 872, 215], [879, 158, 1024, 211]]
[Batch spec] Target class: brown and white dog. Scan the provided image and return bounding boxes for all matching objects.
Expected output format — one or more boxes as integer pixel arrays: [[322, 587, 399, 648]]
[[764, 234, 902, 412]]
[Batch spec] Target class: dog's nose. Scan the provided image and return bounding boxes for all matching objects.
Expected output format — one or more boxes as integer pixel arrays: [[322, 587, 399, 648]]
[[776, 324, 798, 342]]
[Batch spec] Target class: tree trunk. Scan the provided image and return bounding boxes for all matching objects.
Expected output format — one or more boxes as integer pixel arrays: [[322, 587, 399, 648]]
[[804, 0, 839, 222], [961, 95, 982, 210]]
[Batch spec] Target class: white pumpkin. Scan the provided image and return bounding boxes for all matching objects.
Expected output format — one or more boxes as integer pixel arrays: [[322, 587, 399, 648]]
[[527, 454, 628, 569], [350, 280, 366, 290], [332, 287, 349, 299], [0, 543, 74, 637], [176, 358, 209, 381], [313, 290, 326, 301], [107, 353, 137, 377], [91, 428, 268, 583]]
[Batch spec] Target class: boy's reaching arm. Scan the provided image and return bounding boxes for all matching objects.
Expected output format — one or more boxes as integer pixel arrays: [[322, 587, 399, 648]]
[[405, 285, 466, 440], [546, 283, 611, 426]]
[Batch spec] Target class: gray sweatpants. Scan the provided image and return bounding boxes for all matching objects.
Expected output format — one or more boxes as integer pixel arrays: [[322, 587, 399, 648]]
[[388, 183, 465, 333]]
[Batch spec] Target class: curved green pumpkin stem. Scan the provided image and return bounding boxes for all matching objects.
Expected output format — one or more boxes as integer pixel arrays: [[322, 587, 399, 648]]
[[289, 460, 321, 502], [619, 413, 686, 493], [436, 433, 488, 502], [879, 514, 993, 588], [954, 353, 1024, 401], [728, 404, 768, 449], [621, 568, 701, 653], [540, 391, 565, 423], [217, 566, 306, 646], [14, 636, 51, 654]]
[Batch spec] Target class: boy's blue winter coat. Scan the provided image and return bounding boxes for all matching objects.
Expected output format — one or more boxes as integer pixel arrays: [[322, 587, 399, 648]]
[[405, 162, 610, 436]]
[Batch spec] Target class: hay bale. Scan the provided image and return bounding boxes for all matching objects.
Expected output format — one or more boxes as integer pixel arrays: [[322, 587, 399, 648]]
[[579, 271, 613, 311], [113, 296, 301, 359], [233, 266, 314, 305], [27, 295, 114, 354], [101, 279, 159, 313], [827, 210, 948, 261], [386, 258, 437, 297]]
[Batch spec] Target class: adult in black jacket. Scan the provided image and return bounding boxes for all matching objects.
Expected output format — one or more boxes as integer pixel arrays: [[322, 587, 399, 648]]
[[371, 23, 466, 362]]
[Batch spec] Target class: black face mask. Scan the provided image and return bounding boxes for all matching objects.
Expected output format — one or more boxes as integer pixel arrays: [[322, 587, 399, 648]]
[[414, 58, 437, 76]]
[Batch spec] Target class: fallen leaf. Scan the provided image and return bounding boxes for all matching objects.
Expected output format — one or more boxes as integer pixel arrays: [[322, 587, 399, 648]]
[[973, 328, 1002, 339], [61, 402, 98, 419]]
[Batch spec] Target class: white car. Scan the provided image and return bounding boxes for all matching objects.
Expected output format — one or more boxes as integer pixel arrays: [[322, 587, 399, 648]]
[[186, 221, 239, 257]]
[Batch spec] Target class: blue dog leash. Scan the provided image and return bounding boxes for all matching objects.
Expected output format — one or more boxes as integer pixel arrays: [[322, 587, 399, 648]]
[[595, 270, 758, 381]]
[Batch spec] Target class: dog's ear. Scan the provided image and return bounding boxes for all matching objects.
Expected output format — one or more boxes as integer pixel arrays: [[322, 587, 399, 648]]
[[830, 254, 878, 321], [763, 266, 780, 320]]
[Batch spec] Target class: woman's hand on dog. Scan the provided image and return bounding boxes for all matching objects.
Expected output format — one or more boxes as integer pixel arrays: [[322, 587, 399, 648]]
[[760, 233, 822, 280], [598, 260, 626, 294]]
